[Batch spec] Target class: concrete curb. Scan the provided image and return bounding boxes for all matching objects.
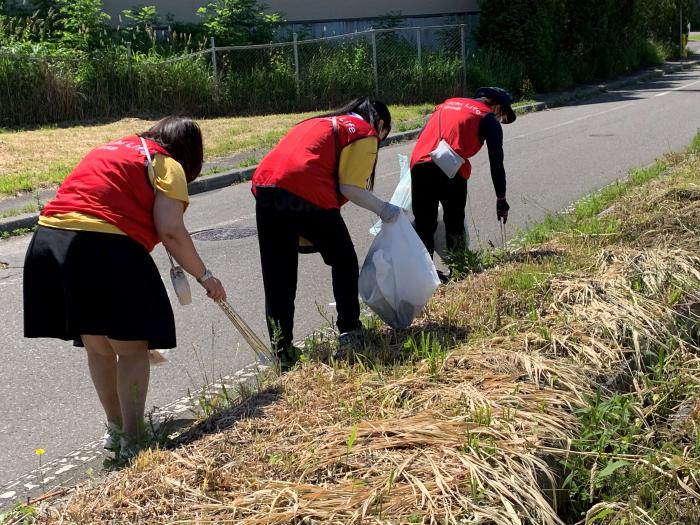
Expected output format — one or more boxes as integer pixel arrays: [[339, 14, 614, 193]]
[[0, 59, 697, 235], [0, 212, 40, 234]]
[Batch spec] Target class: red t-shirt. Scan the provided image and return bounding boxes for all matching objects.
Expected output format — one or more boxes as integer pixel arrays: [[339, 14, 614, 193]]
[[410, 98, 493, 180], [252, 115, 378, 209], [41, 136, 170, 252]]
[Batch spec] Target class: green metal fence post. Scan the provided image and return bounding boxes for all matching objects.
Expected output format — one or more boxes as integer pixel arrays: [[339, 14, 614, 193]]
[[371, 29, 379, 98], [293, 32, 300, 99]]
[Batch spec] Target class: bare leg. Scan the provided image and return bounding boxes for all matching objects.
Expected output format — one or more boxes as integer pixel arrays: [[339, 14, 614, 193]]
[[109, 339, 150, 439], [82, 335, 121, 428]]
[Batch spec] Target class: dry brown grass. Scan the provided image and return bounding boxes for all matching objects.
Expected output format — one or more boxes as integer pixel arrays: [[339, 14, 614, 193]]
[[0, 114, 312, 195], [33, 151, 700, 524]]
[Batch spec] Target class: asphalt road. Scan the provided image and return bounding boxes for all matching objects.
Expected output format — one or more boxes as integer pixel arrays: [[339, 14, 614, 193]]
[[1, 65, 699, 488]]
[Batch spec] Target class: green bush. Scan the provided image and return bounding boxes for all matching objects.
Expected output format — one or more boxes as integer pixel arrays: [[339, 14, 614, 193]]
[[476, 0, 692, 92], [300, 41, 375, 106], [132, 53, 214, 115], [222, 52, 297, 113], [463, 49, 527, 98], [475, 0, 569, 91], [0, 0, 691, 127], [0, 46, 83, 126]]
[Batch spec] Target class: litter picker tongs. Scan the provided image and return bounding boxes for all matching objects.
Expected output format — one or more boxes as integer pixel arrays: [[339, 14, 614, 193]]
[[499, 218, 507, 250], [217, 300, 276, 365]]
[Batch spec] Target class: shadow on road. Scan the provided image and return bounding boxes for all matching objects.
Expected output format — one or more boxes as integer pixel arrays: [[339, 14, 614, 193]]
[[547, 66, 700, 109]]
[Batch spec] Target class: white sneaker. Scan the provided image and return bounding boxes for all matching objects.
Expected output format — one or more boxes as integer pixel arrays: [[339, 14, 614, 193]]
[[102, 422, 122, 450]]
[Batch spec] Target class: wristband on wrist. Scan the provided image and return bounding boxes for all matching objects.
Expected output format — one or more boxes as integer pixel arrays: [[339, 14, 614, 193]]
[[197, 269, 213, 284]]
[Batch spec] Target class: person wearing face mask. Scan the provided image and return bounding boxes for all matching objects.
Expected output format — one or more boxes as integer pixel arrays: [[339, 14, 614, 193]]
[[251, 97, 396, 370], [409, 87, 516, 281]]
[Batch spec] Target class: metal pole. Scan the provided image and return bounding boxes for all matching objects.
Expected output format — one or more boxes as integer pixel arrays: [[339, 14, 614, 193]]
[[416, 28, 422, 96], [126, 41, 133, 84], [460, 25, 467, 94], [371, 29, 379, 98], [293, 32, 300, 99], [210, 36, 219, 93], [680, 6, 684, 60]]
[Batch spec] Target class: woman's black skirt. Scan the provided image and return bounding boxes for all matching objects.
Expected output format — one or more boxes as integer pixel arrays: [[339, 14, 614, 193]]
[[23, 226, 176, 349]]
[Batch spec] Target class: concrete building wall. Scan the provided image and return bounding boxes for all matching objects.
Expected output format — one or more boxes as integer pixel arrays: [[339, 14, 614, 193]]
[[101, 0, 478, 26], [266, 0, 477, 23]]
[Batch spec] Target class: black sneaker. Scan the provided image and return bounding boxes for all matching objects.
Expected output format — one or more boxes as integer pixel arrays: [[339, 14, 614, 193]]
[[274, 346, 301, 373], [335, 328, 365, 360], [436, 269, 450, 284]]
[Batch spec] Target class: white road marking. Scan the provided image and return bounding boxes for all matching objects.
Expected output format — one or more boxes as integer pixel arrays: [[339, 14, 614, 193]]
[[54, 465, 76, 475], [655, 77, 700, 97], [510, 74, 700, 141], [670, 77, 700, 91]]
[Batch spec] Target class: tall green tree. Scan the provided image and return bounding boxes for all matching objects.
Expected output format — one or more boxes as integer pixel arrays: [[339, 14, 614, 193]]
[[119, 4, 160, 51], [638, 0, 696, 46], [197, 0, 283, 45], [475, 0, 569, 90], [566, 0, 644, 80], [54, 0, 110, 51]]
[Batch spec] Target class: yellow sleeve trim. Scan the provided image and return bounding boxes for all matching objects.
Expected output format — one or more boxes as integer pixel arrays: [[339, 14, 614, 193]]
[[151, 154, 189, 209], [338, 137, 378, 189], [39, 213, 126, 235]]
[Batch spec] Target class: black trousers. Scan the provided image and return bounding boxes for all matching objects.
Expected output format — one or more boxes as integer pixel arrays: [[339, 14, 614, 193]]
[[411, 161, 468, 256], [255, 187, 361, 355]]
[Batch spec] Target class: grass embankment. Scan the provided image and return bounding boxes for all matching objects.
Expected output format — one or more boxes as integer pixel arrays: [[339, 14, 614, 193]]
[[0, 104, 435, 196], [8, 136, 700, 524]]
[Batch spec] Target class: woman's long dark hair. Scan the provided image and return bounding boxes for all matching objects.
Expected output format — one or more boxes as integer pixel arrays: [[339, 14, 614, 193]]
[[140, 116, 203, 183], [319, 97, 391, 136]]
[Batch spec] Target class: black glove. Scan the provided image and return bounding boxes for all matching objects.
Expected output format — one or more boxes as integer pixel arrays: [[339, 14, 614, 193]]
[[496, 197, 510, 223]]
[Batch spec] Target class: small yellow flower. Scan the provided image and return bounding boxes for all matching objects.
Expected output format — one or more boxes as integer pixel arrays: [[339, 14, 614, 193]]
[[35, 448, 45, 455]]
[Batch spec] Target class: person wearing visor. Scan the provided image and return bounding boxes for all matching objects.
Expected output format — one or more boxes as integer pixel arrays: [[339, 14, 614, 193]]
[[409, 87, 516, 281], [252, 97, 397, 370]]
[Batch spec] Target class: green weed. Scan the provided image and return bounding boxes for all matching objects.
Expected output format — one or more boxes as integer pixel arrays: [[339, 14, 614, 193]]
[[0, 503, 37, 525], [403, 332, 447, 376], [0, 226, 34, 239]]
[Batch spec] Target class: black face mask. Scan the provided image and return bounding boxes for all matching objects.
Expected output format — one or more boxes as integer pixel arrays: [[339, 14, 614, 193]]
[[379, 124, 391, 142]]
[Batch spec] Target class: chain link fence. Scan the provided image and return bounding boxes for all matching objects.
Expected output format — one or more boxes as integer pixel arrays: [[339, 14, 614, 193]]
[[0, 23, 480, 127], [212, 24, 477, 111]]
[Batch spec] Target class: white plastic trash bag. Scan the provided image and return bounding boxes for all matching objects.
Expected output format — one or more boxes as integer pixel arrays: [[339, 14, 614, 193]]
[[359, 212, 440, 329], [370, 154, 469, 259], [370, 154, 414, 235]]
